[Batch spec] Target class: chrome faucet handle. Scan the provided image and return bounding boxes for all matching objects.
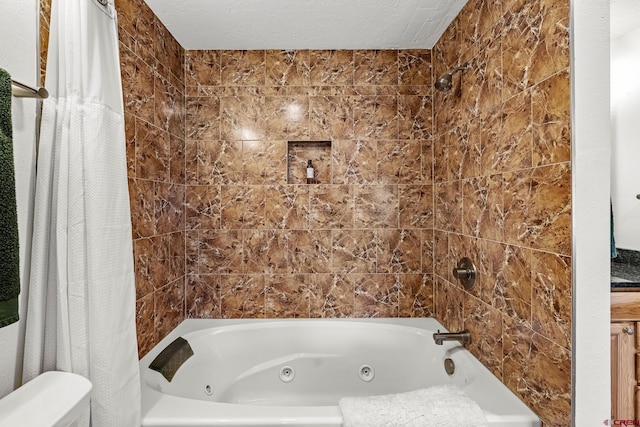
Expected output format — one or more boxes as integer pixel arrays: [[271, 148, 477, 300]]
[[452, 257, 476, 290]]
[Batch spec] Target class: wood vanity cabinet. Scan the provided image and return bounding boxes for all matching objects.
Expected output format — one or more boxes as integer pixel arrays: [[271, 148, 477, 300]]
[[611, 321, 637, 419], [611, 292, 640, 420]]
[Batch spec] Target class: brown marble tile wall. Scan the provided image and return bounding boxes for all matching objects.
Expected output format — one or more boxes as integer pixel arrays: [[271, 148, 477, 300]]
[[115, 0, 186, 358], [39, 0, 50, 84], [184, 49, 436, 322], [432, 0, 571, 425]]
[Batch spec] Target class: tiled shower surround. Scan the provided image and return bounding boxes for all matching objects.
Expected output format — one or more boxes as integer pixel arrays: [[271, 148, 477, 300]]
[[41, 0, 571, 425], [182, 49, 435, 319], [431, 1, 571, 426]]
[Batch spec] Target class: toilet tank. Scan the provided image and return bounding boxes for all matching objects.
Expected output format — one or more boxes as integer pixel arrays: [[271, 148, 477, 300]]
[[0, 371, 92, 427]]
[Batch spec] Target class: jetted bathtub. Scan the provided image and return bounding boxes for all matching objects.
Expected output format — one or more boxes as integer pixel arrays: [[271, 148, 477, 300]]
[[140, 318, 540, 427]]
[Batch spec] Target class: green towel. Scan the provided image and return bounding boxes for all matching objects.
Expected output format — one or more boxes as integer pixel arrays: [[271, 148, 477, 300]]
[[0, 69, 20, 328]]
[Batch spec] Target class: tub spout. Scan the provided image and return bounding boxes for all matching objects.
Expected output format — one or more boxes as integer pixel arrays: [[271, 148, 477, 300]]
[[433, 330, 471, 346]]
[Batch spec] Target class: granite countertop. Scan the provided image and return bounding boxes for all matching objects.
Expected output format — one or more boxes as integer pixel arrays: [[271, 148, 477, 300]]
[[611, 255, 640, 290]]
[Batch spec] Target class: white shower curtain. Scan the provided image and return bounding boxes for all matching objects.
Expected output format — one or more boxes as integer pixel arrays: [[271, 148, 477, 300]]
[[22, 0, 140, 425]]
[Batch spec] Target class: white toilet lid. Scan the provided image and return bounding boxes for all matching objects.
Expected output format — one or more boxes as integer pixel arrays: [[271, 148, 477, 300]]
[[0, 371, 92, 427]]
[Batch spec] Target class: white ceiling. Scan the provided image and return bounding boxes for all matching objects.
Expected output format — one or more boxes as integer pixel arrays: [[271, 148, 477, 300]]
[[143, 0, 468, 50], [611, 0, 640, 41]]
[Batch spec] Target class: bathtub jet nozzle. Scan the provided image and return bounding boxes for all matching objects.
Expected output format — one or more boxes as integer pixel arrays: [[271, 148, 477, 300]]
[[433, 330, 471, 346]]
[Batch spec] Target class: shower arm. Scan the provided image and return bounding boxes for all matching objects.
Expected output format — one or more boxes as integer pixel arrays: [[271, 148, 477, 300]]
[[450, 65, 468, 75], [434, 62, 471, 95]]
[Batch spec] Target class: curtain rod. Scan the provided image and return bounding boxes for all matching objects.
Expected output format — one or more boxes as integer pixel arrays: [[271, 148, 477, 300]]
[[11, 79, 48, 99]]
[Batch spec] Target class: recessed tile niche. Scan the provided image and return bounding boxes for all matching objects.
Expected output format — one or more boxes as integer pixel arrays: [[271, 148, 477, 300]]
[[287, 141, 332, 184]]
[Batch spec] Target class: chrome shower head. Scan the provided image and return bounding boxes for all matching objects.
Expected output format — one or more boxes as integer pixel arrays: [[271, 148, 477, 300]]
[[435, 73, 454, 92], [434, 64, 469, 93]]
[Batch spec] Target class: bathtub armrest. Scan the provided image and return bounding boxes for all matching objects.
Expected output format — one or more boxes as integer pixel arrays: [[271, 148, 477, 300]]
[[149, 337, 194, 382]]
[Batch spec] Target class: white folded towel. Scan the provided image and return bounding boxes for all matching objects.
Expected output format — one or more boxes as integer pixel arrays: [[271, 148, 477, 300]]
[[338, 385, 488, 427]]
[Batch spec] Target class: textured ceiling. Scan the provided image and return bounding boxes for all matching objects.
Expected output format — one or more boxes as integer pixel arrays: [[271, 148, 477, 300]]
[[143, 0, 468, 50]]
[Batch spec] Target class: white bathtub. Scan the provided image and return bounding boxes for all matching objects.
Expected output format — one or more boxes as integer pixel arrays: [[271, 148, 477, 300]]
[[140, 318, 540, 427]]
